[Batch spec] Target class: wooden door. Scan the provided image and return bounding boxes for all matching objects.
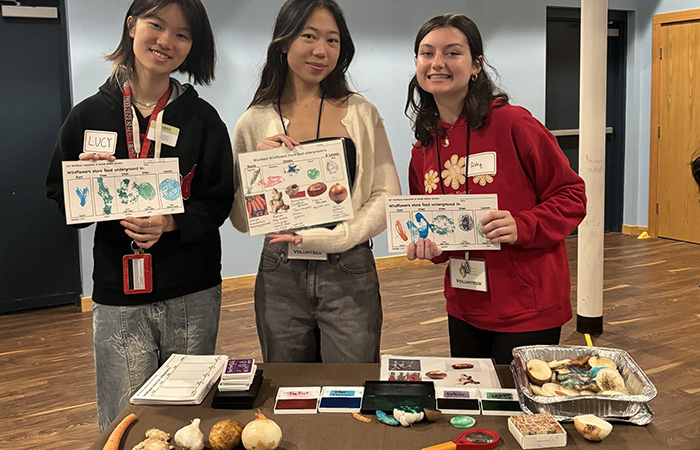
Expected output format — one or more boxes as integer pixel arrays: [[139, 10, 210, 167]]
[[651, 10, 700, 243]]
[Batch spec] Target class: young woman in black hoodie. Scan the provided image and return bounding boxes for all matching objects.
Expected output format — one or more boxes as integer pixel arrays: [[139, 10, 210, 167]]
[[46, 0, 233, 431]]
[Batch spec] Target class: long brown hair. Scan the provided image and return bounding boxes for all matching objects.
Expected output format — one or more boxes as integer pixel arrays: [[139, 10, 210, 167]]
[[249, 0, 355, 107], [106, 0, 216, 86], [405, 14, 508, 147], [692, 151, 700, 193]]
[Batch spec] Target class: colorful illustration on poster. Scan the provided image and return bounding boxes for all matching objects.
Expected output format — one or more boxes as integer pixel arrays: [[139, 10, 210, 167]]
[[117, 179, 140, 204], [96, 177, 113, 214], [160, 178, 181, 201], [307, 168, 320, 180], [75, 186, 89, 207], [284, 164, 300, 175]]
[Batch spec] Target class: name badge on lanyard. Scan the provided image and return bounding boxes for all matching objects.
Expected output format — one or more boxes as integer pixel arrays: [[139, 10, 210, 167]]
[[120, 81, 171, 294], [449, 253, 488, 292]]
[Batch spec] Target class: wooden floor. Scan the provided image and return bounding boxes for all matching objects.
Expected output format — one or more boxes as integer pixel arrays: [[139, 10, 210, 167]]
[[2, 233, 699, 449]]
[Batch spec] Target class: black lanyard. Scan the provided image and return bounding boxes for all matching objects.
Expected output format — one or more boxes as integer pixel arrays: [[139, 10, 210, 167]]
[[277, 92, 325, 139], [436, 121, 471, 194]]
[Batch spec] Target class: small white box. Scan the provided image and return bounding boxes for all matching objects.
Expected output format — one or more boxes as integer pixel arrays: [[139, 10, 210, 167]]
[[508, 413, 567, 449]]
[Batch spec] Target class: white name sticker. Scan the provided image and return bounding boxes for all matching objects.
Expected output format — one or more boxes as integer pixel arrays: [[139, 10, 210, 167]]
[[147, 122, 180, 147], [449, 258, 488, 292], [468, 152, 497, 177], [287, 245, 327, 260], [83, 130, 117, 154]]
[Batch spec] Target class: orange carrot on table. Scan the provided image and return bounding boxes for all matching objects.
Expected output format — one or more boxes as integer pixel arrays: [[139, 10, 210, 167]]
[[102, 413, 137, 450]]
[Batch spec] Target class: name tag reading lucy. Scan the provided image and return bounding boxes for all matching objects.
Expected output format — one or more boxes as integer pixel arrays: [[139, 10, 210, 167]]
[[83, 130, 117, 154], [449, 258, 488, 292]]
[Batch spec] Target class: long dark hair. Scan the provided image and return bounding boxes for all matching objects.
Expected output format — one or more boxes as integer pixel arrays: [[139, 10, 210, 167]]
[[107, 0, 216, 86], [405, 13, 508, 147], [249, 0, 355, 107], [692, 151, 700, 193]]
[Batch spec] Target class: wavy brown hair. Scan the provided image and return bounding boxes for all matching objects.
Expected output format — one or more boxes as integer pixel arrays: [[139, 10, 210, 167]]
[[405, 13, 508, 147], [249, 0, 355, 107], [107, 0, 216, 86]]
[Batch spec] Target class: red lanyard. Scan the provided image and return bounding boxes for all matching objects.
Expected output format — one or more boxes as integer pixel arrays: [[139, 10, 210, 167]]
[[123, 82, 172, 159]]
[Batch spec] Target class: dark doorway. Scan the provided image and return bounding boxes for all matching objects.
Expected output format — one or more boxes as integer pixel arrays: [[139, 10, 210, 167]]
[[546, 8, 627, 232], [0, 0, 81, 313]]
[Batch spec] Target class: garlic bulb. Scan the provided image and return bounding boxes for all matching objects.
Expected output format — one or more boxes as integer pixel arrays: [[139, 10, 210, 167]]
[[174, 418, 205, 450], [241, 410, 282, 450]]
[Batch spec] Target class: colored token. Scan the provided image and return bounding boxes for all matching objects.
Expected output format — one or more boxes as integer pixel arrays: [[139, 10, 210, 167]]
[[450, 415, 476, 429]]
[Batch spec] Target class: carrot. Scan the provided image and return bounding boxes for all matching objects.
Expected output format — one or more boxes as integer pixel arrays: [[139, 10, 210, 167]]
[[102, 412, 137, 450], [246, 199, 253, 216]]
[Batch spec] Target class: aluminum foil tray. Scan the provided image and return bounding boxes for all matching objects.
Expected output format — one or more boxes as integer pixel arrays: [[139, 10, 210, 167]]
[[510, 345, 657, 425]]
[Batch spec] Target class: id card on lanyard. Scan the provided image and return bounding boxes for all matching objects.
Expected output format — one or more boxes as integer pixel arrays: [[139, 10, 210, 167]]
[[120, 81, 172, 294]]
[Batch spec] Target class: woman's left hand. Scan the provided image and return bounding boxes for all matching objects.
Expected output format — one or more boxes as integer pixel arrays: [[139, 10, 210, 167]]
[[480, 210, 518, 244], [121, 215, 177, 249], [266, 232, 302, 245]]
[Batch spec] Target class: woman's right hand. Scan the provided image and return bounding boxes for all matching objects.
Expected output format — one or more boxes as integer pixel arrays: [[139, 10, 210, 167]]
[[258, 134, 299, 150], [79, 152, 116, 162], [407, 238, 443, 260]]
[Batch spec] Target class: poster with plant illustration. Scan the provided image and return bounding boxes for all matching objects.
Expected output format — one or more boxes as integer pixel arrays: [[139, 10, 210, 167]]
[[385, 194, 500, 252], [61, 158, 184, 225], [237, 138, 354, 235]]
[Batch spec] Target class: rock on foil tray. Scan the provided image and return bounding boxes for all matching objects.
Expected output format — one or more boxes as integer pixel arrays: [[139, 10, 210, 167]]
[[510, 345, 657, 425]]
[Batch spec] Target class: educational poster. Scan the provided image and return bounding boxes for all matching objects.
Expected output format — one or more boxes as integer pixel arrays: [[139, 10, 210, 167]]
[[380, 354, 501, 389], [237, 138, 354, 235], [385, 194, 500, 253], [61, 158, 184, 225]]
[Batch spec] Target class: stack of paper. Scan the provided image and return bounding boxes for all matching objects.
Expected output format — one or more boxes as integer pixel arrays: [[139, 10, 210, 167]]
[[130, 354, 227, 405], [218, 358, 257, 392]]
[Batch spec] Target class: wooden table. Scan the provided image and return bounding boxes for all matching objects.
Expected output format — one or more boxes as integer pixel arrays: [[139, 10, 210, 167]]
[[90, 363, 664, 449]]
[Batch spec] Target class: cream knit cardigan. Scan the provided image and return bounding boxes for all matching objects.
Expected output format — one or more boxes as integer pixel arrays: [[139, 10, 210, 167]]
[[229, 94, 401, 254]]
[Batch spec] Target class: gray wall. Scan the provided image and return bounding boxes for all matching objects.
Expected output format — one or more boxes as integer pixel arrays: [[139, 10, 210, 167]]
[[64, 0, 687, 294]]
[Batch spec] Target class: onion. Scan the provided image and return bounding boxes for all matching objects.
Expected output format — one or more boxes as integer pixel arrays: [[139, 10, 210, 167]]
[[241, 410, 282, 450]]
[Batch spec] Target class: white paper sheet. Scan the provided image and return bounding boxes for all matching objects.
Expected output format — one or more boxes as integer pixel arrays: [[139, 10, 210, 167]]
[[61, 158, 184, 225], [385, 194, 501, 252]]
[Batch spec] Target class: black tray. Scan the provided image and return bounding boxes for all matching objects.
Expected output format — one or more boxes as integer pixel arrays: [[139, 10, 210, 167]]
[[360, 380, 435, 414]]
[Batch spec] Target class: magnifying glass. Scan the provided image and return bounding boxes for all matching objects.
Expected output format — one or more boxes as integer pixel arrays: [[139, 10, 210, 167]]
[[421, 428, 500, 450]]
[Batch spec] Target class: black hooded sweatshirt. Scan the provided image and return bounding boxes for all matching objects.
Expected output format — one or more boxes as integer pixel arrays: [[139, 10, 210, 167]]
[[46, 78, 234, 305]]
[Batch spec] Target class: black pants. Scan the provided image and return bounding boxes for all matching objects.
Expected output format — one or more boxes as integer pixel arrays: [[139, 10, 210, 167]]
[[448, 315, 561, 364]]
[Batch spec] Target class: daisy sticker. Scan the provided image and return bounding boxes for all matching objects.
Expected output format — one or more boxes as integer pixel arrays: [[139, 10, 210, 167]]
[[442, 154, 466, 190], [424, 169, 439, 193]]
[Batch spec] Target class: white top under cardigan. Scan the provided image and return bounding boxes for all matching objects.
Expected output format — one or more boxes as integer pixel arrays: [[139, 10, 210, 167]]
[[229, 94, 401, 254]]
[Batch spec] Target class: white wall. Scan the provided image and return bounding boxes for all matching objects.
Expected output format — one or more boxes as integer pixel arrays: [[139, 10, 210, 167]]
[[65, 0, 688, 295]]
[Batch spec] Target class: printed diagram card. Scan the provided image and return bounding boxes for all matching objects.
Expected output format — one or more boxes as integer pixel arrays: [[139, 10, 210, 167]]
[[62, 158, 184, 225], [237, 138, 354, 235], [385, 194, 501, 253], [380, 355, 501, 389]]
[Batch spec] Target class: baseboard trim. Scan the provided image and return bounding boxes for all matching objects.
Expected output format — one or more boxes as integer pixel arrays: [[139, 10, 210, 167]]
[[621, 225, 648, 236]]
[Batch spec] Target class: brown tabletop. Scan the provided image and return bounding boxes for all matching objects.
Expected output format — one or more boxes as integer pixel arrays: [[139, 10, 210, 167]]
[[90, 363, 664, 450]]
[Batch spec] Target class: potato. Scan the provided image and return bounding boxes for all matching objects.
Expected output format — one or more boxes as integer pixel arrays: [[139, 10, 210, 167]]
[[209, 419, 245, 450], [574, 414, 613, 441], [526, 359, 552, 386]]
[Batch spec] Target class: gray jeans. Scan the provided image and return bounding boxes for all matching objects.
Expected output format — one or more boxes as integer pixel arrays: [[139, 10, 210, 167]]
[[255, 240, 382, 363], [92, 285, 221, 431]]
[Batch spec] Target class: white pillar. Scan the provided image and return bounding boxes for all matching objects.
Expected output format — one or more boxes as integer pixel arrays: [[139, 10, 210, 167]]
[[577, 0, 607, 334]]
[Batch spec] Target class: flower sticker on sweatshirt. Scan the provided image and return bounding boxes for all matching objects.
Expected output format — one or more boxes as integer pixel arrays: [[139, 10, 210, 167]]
[[472, 174, 494, 186], [442, 154, 466, 190], [424, 169, 439, 193]]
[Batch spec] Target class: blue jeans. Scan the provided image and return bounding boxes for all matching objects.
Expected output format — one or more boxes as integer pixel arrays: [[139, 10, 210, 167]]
[[254, 240, 382, 363], [92, 285, 221, 431]]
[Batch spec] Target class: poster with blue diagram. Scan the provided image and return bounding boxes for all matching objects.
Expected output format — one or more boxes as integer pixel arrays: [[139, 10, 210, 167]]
[[61, 158, 184, 225], [385, 194, 500, 253]]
